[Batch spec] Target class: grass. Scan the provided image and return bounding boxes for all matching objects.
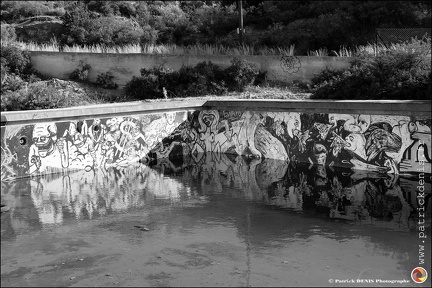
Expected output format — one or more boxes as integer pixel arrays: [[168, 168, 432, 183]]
[[307, 36, 431, 57], [11, 40, 297, 56], [13, 39, 430, 57], [308, 48, 328, 57], [331, 46, 355, 57]]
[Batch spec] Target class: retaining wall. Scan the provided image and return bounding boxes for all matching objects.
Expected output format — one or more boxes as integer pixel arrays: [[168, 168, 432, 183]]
[[29, 52, 352, 87], [1, 100, 430, 182]]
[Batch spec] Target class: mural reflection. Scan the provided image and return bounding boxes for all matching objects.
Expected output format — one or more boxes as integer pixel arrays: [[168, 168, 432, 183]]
[[150, 153, 430, 230], [2, 152, 429, 234]]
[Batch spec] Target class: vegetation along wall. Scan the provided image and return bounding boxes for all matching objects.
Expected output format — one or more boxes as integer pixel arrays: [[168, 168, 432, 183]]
[[1, 100, 430, 182], [29, 52, 352, 87]]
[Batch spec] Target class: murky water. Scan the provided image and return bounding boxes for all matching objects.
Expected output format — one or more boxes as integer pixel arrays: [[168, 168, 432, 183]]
[[1, 153, 431, 287]]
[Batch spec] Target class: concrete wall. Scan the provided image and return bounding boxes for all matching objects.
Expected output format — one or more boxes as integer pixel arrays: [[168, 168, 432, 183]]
[[1, 100, 430, 181], [29, 52, 352, 87]]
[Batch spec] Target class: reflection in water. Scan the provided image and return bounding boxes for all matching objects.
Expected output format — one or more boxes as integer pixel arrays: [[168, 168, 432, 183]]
[[1, 152, 431, 285], [1, 153, 430, 231]]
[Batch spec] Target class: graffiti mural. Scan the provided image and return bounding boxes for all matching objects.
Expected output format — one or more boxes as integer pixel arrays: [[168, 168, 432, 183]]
[[146, 110, 431, 176], [0, 110, 431, 180], [1, 111, 188, 179]]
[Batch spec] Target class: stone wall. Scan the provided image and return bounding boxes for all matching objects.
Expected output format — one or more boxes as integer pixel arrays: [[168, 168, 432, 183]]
[[29, 52, 352, 87]]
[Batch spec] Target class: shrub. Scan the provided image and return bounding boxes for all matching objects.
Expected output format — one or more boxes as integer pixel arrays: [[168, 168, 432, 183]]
[[168, 61, 227, 97], [0, 24, 16, 43], [124, 65, 171, 99], [96, 72, 118, 90], [124, 59, 263, 100], [1, 82, 60, 111], [311, 39, 431, 100], [60, 3, 145, 47], [1, 44, 46, 94], [69, 61, 91, 82], [1, 73, 26, 93], [0, 44, 32, 75], [224, 57, 260, 92]]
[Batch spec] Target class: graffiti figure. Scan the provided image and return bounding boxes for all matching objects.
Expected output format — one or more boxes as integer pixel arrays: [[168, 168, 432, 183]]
[[29, 123, 70, 174], [269, 112, 301, 139], [197, 110, 234, 155], [88, 118, 107, 150], [230, 111, 264, 158], [63, 120, 96, 170], [1, 145, 17, 182], [99, 117, 123, 169], [329, 114, 370, 134]]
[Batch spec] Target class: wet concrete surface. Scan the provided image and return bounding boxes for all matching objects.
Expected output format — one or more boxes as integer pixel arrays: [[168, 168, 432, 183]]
[[1, 155, 431, 287]]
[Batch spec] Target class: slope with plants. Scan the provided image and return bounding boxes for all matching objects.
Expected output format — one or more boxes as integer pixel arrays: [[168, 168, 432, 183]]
[[310, 37, 431, 100], [1, 1, 430, 55]]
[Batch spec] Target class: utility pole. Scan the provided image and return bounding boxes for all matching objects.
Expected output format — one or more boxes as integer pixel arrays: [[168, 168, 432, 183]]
[[238, 0, 244, 45]]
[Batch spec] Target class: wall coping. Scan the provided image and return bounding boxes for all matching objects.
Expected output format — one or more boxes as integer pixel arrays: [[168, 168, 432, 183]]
[[0, 100, 207, 126], [1, 99, 430, 126], [204, 99, 432, 116]]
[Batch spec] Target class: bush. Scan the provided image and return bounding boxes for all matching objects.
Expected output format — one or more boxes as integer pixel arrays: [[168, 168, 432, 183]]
[[69, 61, 91, 82], [0, 23, 16, 43], [124, 65, 171, 99], [124, 59, 263, 100], [60, 3, 145, 47], [224, 57, 260, 92], [1, 73, 26, 93], [1, 82, 60, 111], [1, 44, 46, 94], [0, 44, 32, 76], [311, 40, 431, 100], [96, 72, 118, 90], [168, 61, 227, 97]]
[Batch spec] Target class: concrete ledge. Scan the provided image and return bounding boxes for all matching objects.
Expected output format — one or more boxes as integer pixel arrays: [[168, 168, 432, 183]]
[[204, 100, 432, 116], [1, 99, 430, 126], [1, 100, 207, 126]]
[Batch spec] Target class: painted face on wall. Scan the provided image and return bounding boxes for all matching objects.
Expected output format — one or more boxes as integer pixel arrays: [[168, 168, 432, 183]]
[[106, 117, 122, 132], [32, 123, 57, 158], [203, 113, 215, 127], [328, 114, 346, 127], [89, 119, 104, 142], [407, 121, 418, 134], [198, 110, 219, 133], [166, 112, 176, 125], [343, 133, 367, 160], [286, 114, 301, 138], [357, 115, 371, 133]]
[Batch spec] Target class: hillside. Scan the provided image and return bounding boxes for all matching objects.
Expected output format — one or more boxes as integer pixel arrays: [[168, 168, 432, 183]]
[[1, 1, 430, 55], [13, 16, 63, 43]]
